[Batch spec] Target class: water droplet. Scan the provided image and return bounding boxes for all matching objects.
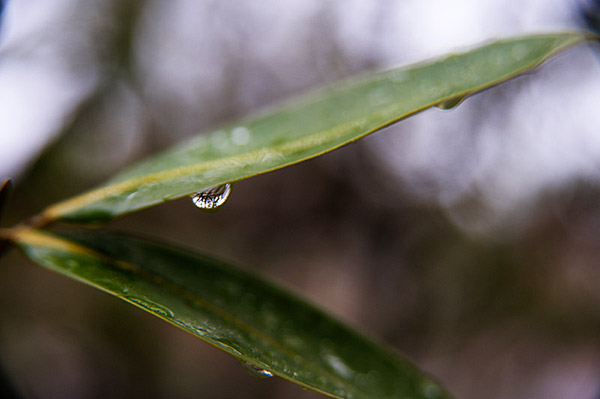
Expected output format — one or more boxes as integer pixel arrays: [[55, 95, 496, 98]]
[[435, 95, 466, 110], [258, 150, 284, 164], [242, 361, 274, 378], [192, 326, 209, 337], [97, 278, 130, 295], [173, 320, 211, 337], [125, 296, 174, 318], [125, 191, 137, 201], [231, 126, 251, 145], [214, 337, 242, 356], [324, 354, 354, 379], [191, 183, 231, 210]]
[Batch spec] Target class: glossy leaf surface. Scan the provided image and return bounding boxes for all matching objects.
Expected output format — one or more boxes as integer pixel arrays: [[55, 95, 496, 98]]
[[14, 228, 453, 399], [42, 33, 587, 223]]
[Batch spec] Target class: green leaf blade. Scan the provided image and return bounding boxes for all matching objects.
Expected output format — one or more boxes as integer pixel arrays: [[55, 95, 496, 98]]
[[43, 32, 588, 223], [14, 229, 454, 399]]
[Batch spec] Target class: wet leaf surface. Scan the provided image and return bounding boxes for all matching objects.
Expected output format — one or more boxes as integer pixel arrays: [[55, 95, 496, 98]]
[[15, 228, 454, 399], [40, 33, 589, 223]]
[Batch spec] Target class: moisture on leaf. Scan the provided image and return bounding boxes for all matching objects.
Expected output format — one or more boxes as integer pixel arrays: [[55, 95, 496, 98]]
[[13, 228, 454, 399], [35, 33, 590, 225]]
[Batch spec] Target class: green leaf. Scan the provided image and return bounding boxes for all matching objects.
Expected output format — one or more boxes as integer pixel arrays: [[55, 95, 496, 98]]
[[41, 32, 588, 223], [14, 228, 454, 399]]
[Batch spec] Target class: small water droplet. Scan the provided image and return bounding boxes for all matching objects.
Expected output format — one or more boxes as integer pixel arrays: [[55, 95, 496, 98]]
[[191, 183, 231, 210], [324, 354, 354, 379], [258, 150, 284, 164], [435, 95, 466, 110], [173, 320, 211, 337], [192, 326, 209, 337], [242, 361, 274, 378], [97, 278, 130, 295], [231, 126, 251, 145], [126, 296, 174, 318], [214, 337, 242, 356]]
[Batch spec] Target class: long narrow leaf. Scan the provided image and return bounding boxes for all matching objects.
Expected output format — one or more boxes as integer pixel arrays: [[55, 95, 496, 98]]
[[14, 228, 454, 399], [40, 33, 588, 223]]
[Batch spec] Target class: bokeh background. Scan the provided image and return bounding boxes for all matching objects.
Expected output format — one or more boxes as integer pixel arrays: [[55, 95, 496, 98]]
[[1, 1, 600, 398]]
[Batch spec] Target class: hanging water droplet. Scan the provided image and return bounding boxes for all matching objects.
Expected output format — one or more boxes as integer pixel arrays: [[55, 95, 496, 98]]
[[191, 183, 231, 210], [435, 95, 467, 110], [242, 361, 274, 378]]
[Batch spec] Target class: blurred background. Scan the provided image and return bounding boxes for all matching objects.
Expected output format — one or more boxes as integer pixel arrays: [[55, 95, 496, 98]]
[[1, 0, 600, 398]]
